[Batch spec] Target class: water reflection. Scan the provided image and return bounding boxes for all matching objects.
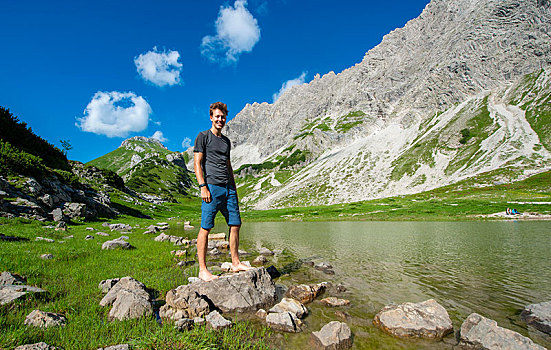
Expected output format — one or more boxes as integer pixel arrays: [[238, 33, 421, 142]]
[[231, 221, 551, 349]]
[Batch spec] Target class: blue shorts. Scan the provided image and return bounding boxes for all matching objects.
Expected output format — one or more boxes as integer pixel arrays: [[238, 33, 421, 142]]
[[201, 184, 241, 230]]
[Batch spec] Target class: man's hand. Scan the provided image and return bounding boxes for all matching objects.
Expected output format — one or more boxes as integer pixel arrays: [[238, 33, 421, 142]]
[[201, 186, 212, 203]]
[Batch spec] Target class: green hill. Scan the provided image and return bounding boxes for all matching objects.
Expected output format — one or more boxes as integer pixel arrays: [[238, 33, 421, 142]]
[[87, 137, 193, 200]]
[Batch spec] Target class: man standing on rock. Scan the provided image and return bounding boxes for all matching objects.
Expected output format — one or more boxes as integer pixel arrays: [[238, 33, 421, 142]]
[[193, 102, 252, 281]]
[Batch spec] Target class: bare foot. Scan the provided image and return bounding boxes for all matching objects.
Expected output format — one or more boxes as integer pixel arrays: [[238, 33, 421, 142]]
[[232, 263, 253, 272], [198, 270, 219, 282]]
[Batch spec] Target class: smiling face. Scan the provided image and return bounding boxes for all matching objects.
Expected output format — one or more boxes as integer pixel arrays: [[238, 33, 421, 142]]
[[210, 108, 227, 132]]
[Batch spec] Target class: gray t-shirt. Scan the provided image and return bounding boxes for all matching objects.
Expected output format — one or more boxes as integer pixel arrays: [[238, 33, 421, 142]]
[[194, 130, 231, 186]]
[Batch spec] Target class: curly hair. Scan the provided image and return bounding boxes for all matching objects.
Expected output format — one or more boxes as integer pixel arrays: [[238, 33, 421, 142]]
[[209, 102, 228, 116]]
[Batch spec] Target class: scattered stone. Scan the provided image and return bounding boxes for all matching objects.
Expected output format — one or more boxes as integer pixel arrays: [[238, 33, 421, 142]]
[[266, 312, 301, 333], [55, 221, 67, 231], [310, 321, 353, 350], [162, 268, 276, 318], [521, 301, 551, 335], [177, 260, 195, 267], [221, 262, 232, 272], [40, 254, 54, 260], [259, 247, 274, 256], [64, 235, 73, 239], [208, 248, 222, 256], [206, 310, 232, 330], [209, 233, 226, 240], [35, 237, 54, 243], [303, 261, 315, 267], [96, 232, 109, 236], [98, 278, 121, 293], [460, 313, 545, 350], [109, 223, 132, 231], [238, 249, 249, 256], [97, 345, 131, 350], [216, 240, 229, 250], [24, 310, 66, 328], [85, 235, 94, 240], [86, 227, 95, 231], [1, 271, 26, 285], [286, 283, 327, 304], [256, 309, 267, 319], [184, 224, 194, 230], [336, 284, 347, 293], [171, 250, 187, 257], [188, 277, 200, 284], [63, 202, 86, 220], [321, 297, 350, 307], [174, 318, 194, 331], [15, 342, 58, 350], [51, 208, 64, 222], [157, 222, 169, 226], [335, 310, 351, 320], [194, 317, 206, 326], [99, 277, 153, 321], [102, 222, 110, 227], [154, 232, 190, 246], [102, 237, 134, 250], [269, 297, 308, 319], [373, 299, 452, 339], [315, 262, 335, 275], [253, 255, 268, 266], [0, 233, 28, 241]]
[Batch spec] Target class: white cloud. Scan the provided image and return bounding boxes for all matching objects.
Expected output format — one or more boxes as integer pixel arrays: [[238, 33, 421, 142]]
[[76, 91, 152, 138], [201, 0, 261, 64], [181, 137, 192, 149], [272, 72, 307, 102], [151, 131, 168, 143], [134, 47, 183, 87]]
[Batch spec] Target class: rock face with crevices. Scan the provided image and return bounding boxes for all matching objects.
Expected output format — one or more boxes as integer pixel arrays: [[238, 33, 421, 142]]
[[460, 313, 546, 350], [373, 299, 452, 339], [311, 321, 353, 350], [162, 268, 276, 318], [521, 301, 551, 335]]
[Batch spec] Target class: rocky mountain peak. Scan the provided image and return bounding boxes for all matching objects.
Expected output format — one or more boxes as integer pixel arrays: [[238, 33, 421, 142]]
[[120, 136, 168, 151]]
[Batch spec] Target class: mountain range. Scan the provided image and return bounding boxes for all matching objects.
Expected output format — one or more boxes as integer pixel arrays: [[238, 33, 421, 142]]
[[215, 0, 551, 209]]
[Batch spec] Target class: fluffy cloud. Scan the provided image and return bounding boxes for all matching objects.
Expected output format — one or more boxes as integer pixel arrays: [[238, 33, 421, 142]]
[[151, 131, 168, 143], [181, 137, 192, 149], [134, 47, 183, 87], [76, 91, 151, 138], [272, 72, 307, 102], [201, 0, 261, 64]]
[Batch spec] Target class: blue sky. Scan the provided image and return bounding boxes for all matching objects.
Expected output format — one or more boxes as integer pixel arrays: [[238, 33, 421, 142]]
[[1, 0, 430, 163]]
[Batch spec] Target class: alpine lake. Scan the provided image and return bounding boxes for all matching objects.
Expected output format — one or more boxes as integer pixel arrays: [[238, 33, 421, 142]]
[[171, 220, 551, 349]]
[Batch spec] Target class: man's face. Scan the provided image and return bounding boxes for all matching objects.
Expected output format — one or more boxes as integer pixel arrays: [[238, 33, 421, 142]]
[[210, 108, 226, 130]]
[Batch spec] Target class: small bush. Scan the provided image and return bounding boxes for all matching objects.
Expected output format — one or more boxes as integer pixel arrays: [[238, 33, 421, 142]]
[[459, 128, 471, 144], [0, 140, 47, 179]]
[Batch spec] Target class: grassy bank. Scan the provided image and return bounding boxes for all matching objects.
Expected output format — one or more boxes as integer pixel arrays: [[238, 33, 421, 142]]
[[0, 216, 272, 349]]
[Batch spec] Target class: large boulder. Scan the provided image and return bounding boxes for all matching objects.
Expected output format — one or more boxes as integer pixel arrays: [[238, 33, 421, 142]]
[[99, 277, 153, 321], [24, 310, 66, 328], [63, 202, 86, 219], [162, 268, 276, 318], [521, 301, 551, 335], [310, 321, 353, 350], [102, 237, 134, 250], [460, 313, 546, 350], [373, 299, 452, 339], [1, 280, 47, 306]]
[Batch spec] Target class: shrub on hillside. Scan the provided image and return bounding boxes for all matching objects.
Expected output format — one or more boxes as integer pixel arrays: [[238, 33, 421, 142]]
[[0, 106, 69, 171], [0, 140, 47, 179]]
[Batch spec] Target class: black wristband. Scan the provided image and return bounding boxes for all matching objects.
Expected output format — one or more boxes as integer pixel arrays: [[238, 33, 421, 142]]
[[199, 183, 207, 188]]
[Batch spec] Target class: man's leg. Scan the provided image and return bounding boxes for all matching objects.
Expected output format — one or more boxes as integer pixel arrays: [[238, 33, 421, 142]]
[[229, 225, 252, 272], [197, 227, 219, 281]]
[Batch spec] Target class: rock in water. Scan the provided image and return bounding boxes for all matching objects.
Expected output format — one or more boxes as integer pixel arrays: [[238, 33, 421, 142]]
[[24, 310, 67, 328], [521, 301, 551, 335], [373, 299, 452, 339], [269, 297, 308, 319], [163, 267, 276, 317], [321, 297, 350, 307], [286, 283, 327, 304], [266, 312, 302, 333], [15, 343, 58, 350], [460, 313, 546, 350], [311, 321, 353, 350], [205, 310, 232, 330]]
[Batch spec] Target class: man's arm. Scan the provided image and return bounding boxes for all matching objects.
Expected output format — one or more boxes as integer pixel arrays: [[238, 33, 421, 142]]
[[194, 152, 211, 203]]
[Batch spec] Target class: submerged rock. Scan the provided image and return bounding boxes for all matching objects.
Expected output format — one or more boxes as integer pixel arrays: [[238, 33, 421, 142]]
[[269, 297, 308, 319], [521, 301, 551, 335], [286, 283, 327, 304], [373, 299, 452, 339], [311, 321, 353, 350], [321, 297, 350, 307], [266, 312, 302, 333], [460, 313, 546, 350]]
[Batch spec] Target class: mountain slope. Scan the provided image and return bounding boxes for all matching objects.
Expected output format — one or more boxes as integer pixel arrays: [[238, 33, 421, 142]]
[[87, 137, 193, 199], [226, 0, 551, 209]]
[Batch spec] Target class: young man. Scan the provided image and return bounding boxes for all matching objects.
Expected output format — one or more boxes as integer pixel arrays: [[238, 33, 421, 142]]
[[193, 102, 252, 281]]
